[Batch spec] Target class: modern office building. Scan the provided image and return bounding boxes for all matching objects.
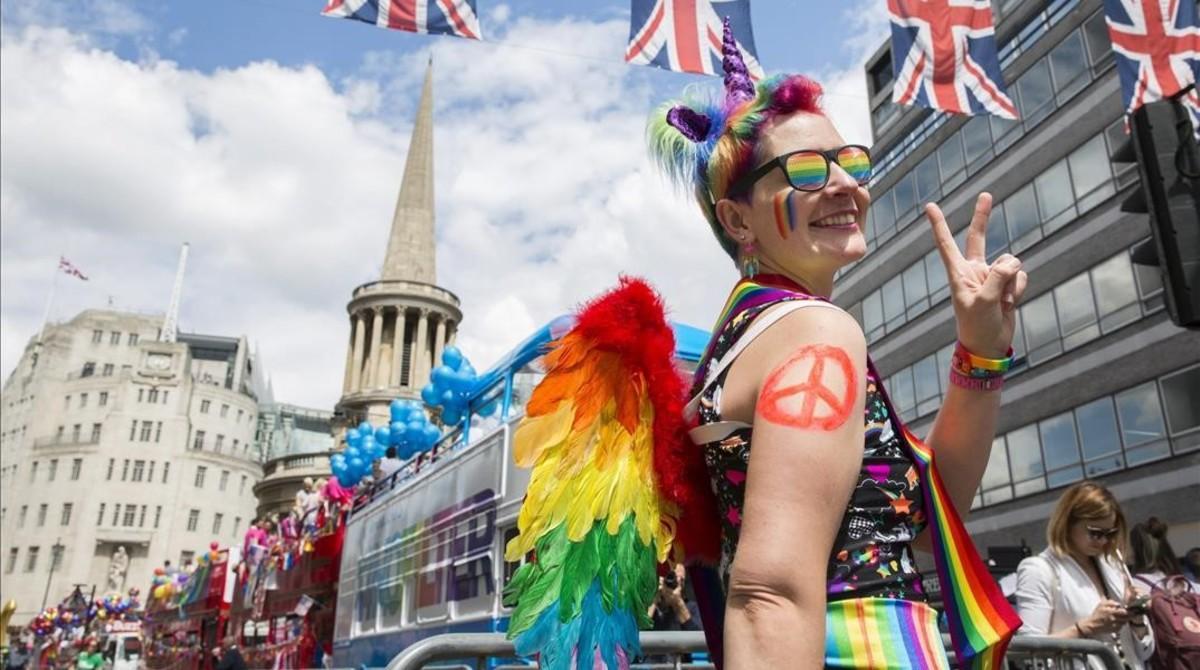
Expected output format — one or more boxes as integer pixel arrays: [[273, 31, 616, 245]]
[[0, 311, 264, 621], [836, 0, 1200, 565]]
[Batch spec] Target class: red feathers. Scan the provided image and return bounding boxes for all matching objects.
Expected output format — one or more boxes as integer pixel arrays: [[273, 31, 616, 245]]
[[571, 277, 721, 563]]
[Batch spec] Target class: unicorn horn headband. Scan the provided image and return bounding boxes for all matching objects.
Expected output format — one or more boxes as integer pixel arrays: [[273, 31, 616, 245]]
[[665, 16, 755, 142]]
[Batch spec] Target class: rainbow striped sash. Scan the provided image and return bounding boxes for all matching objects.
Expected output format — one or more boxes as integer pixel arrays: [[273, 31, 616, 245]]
[[826, 598, 950, 669], [693, 275, 1021, 670]]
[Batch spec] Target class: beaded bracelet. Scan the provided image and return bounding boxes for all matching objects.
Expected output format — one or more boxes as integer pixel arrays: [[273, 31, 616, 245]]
[[949, 342, 1013, 391]]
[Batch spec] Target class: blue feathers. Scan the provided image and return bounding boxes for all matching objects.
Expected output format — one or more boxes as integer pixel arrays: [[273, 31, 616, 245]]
[[512, 581, 640, 670]]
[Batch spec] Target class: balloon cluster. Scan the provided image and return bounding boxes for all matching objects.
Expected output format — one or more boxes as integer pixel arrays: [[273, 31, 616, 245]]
[[150, 566, 187, 601], [421, 346, 491, 426], [90, 591, 140, 621], [29, 607, 69, 637], [330, 405, 441, 488]]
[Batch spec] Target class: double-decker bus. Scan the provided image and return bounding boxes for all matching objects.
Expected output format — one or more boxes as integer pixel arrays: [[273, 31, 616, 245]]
[[227, 519, 345, 669], [332, 315, 707, 668], [143, 550, 237, 670]]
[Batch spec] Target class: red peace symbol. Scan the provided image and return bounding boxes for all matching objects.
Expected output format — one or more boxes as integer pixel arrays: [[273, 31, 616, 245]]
[[758, 344, 857, 431]]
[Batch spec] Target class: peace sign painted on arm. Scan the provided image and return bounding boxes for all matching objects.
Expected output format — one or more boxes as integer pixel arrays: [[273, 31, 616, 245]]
[[925, 193, 1029, 359]]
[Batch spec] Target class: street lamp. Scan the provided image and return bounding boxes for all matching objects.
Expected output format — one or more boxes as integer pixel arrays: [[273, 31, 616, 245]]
[[40, 538, 64, 610]]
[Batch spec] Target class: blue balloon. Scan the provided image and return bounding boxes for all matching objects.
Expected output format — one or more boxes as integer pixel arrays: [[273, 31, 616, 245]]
[[348, 457, 365, 473], [432, 365, 453, 386], [442, 409, 461, 426], [389, 400, 405, 422], [420, 384, 438, 404], [442, 346, 464, 371], [344, 446, 362, 461], [477, 400, 498, 417], [423, 425, 440, 445], [358, 421, 372, 434], [374, 425, 390, 444], [440, 389, 456, 406], [389, 421, 405, 443], [404, 408, 422, 423], [337, 473, 354, 487], [346, 429, 363, 448]]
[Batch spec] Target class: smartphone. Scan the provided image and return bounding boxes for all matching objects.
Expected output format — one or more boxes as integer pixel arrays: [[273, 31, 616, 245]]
[[1125, 594, 1152, 614]]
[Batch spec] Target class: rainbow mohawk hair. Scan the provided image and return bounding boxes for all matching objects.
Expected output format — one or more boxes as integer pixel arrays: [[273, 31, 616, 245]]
[[647, 19, 823, 259]]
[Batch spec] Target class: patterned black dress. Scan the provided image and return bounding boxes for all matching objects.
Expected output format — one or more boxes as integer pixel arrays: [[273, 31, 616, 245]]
[[692, 299, 929, 604]]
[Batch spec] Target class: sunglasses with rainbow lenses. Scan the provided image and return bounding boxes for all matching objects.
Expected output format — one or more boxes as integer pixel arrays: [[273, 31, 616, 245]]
[[728, 144, 872, 196]]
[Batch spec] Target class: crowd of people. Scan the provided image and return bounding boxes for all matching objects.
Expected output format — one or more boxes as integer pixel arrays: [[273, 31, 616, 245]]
[[237, 477, 351, 578], [1014, 481, 1200, 669]]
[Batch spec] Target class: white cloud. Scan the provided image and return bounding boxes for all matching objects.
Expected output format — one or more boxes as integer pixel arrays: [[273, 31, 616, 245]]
[[812, 0, 893, 146], [1, 12, 875, 411]]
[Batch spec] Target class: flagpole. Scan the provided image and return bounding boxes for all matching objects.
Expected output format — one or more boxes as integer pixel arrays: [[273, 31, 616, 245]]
[[37, 256, 61, 345]]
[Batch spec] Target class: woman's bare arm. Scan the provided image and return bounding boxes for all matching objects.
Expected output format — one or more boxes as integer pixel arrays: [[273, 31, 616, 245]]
[[718, 307, 867, 669]]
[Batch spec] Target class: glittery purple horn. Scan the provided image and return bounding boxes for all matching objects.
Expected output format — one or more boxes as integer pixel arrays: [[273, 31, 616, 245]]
[[666, 106, 711, 142], [721, 16, 754, 106]]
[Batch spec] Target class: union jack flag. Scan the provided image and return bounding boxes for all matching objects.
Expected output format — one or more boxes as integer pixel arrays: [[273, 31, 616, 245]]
[[888, 0, 1017, 119], [322, 0, 481, 40], [1103, 0, 1199, 131], [58, 257, 88, 281], [626, 0, 764, 78]]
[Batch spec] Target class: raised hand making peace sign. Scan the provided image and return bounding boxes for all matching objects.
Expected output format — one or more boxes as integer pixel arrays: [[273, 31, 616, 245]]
[[925, 193, 1029, 359]]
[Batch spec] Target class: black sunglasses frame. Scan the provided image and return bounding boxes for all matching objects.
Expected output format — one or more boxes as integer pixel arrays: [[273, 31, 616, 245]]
[[727, 144, 873, 198], [1085, 525, 1120, 541]]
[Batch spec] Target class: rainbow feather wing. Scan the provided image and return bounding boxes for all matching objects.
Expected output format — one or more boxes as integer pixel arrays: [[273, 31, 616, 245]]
[[503, 279, 683, 670]]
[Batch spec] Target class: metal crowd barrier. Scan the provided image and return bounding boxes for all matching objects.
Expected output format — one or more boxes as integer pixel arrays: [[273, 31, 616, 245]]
[[384, 632, 1124, 670]]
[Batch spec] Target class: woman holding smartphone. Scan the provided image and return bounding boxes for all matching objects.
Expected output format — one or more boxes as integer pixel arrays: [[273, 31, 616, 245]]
[[1015, 481, 1155, 669]]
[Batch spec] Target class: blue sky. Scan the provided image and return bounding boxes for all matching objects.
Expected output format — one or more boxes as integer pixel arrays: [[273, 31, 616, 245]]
[[0, 0, 890, 408]]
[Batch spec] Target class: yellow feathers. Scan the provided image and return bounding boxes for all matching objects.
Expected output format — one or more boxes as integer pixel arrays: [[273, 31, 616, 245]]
[[506, 333, 677, 565]]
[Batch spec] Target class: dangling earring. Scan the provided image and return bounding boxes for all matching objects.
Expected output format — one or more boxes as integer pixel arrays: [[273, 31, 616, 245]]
[[740, 239, 760, 278]]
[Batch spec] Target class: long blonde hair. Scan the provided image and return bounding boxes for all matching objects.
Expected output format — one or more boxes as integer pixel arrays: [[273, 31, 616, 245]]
[[1046, 481, 1127, 559]]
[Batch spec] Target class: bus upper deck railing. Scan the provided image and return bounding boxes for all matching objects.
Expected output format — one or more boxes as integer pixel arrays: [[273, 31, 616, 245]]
[[383, 632, 1125, 670]]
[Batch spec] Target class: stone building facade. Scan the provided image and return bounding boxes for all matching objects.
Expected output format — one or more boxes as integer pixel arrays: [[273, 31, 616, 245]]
[[0, 310, 263, 621]]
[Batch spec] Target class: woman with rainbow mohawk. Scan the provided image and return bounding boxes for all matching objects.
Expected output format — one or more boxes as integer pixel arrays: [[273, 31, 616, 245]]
[[503, 18, 1026, 670]]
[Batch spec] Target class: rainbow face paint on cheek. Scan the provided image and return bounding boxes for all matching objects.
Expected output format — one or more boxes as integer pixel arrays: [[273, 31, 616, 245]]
[[784, 151, 829, 190], [773, 191, 797, 239]]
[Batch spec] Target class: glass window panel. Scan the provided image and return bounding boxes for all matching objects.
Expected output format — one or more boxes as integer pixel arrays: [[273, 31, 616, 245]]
[[1035, 160, 1076, 233], [962, 116, 994, 168], [1068, 134, 1114, 211], [1133, 259, 1164, 309], [1040, 411, 1080, 471], [1054, 273, 1099, 349], [1076, 396, 1122, 460], [1007, 424, 1045, 483], [990, 114, 1022, 154], [883, 275, 905, 326], [1091, 252, 1140, 332], [1011, 308, 1027, 366], [863, 290, 884, 338], [873, 189, 897, 241], [1160, 365, 1200, 436], [915, 153, 941, 203], [902, 261, 928, 313], [847, 302, 864, 329], [1017, 59, 1055, 126], [1049, 31, 1089, 101], [893, 173, 917, 224], [1084, 453, 1125, 478], [925, 250, 949, 303], [913, 355, 940, 416], [1083, 10, 1113, 68], [1047, 465, 1084, 488], [1022, 292, 1062, 364], [986, 205, 1010, 261], [981, 437, 1011, 491], [1105, 120, 1139, 187], [1115, 382, 1167, 448], [889, 369, 916, 419], [1004, 183, 1041, 252], [1125, 440, 1171, 466], [937, 133, 966, 190]]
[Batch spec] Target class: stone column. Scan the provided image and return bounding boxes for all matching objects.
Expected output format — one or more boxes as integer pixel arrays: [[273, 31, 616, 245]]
[[412, 310, 430, 389], [375, 308, 392, 389], [368, 307, 384, 389], [433, 316, 447, 372], [446, 321, 457, 346], [342, 314, 357, 393], [349, 311, 366, 392], [390, 308, 408, 388]]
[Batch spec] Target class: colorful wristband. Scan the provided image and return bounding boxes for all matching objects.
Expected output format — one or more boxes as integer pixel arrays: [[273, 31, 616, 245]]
[[949, 369, 1005, 391], [951, 342, 1014, 378]]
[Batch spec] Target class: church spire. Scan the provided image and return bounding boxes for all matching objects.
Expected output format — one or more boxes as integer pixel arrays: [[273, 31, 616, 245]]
[[381, 59, 436, 283]]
